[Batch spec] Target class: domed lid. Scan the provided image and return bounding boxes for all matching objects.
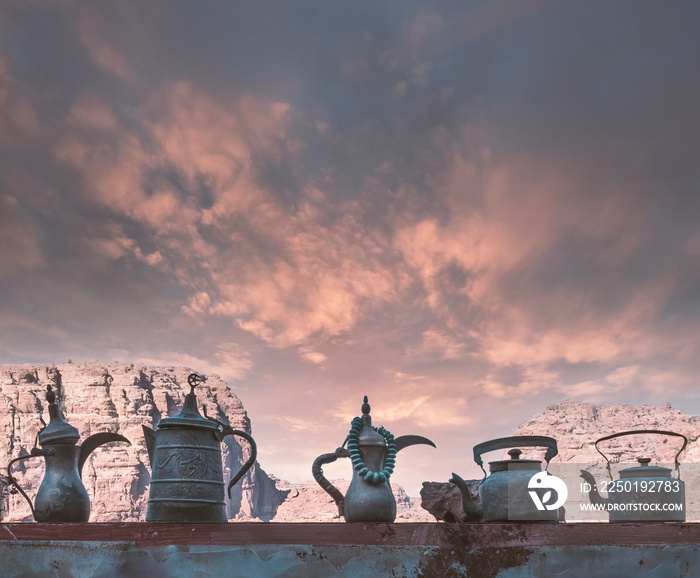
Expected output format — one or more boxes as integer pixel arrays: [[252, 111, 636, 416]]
[[489, 449, 542, 473], [38, 385, 80, 446], [353, 396, 386, 447], [157, 373, 218, 431], [618, 457, 673, 479]]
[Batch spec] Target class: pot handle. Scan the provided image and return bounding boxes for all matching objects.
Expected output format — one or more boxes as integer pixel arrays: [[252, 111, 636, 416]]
[[312, 447, 351, 517], [201, 403, 258, 499], [593, 429, 688, 479], [473, 436, 558, 478], [220, 426, 258, 499], [6, 448, 49, 520]]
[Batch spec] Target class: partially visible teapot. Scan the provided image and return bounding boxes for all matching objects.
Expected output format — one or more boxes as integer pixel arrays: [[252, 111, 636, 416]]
[[6, 384, 130, 522], [313, 396, 435, 523], [451, 435, 562, 522], [142, 373, 257, 522], [579, 429, 687, 522]]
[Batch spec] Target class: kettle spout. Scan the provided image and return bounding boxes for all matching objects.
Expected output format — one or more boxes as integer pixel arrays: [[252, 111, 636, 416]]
[[142, 426, 156, 466], [579, 469, 607, 506], [449, 472, 482, 521], [78, 432, 131, 477]]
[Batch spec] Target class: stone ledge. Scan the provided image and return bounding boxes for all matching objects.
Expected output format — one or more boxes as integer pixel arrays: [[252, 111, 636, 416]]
[[2, 522, 700, 547]]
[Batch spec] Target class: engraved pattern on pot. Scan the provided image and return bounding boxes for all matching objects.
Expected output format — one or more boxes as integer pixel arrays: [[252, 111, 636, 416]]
[[156, 448, 210, 479]]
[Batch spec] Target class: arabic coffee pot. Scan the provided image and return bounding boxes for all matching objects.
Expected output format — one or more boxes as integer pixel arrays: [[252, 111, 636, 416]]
[[6, 384, 131, 522], [312, 396, 436, 523]]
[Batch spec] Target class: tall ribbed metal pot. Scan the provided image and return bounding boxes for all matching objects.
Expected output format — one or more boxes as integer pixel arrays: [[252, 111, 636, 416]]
[[142, 374, 257, 522]]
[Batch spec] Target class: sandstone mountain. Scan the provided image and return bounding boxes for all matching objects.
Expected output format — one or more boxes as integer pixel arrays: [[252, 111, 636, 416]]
[[421, 399, 700, 522], [514, 399, 700, 464], [0, 361, 427, 522], [270, 478, 432, 523]]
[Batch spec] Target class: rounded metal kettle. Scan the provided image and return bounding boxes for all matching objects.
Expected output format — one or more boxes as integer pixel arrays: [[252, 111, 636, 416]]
[[142, 373, 257, 522], [6, 384, 130, 522], [450, 435, 561, 522], [579, 429, 687, 522], [312, 396, 435, 523]]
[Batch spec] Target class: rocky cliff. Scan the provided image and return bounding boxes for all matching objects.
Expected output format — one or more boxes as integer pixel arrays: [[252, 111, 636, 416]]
[[421, 399, 700, 522], [0, 361, 284, 522], [513, 399, 700, 464], [0, 361, 428, 523]]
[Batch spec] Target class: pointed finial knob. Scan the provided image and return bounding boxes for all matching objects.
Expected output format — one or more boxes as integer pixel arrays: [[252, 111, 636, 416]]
[[361, 395, 370, 415], [46, 384, 56, 405]]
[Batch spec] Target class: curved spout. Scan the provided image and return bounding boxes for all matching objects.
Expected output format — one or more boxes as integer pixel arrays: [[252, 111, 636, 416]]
[[579, 469, 608, 506], [78, 433, 131, 477], [394, 435, 436, 452], [449, 472, 482, 521]]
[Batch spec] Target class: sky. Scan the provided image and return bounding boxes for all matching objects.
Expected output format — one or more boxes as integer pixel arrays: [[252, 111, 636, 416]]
[[2, 1, 700, 495]]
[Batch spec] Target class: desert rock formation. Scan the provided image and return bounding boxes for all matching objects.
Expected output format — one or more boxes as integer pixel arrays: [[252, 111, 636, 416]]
[[514, 399, 700, 464], [0, 361, 283, 522], [422, 399, 700, 522], [0, 361, 427, 522]]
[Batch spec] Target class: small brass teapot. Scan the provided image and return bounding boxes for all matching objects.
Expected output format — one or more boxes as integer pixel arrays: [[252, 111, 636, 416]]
[[451, 435, 562, 522], [313, 396, 435, 523], [579, 429, 687, 522], [142, 373, 257, 522], [6, 384, 130, 522]]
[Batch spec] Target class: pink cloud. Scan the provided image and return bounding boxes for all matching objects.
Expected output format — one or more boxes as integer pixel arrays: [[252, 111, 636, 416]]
[[0, 194, 43, 278], [0, 52, 39, 146], [73, 8, 132, 81], [138, 341, 252, 383], [54, 83, 406, 352], [68, 96, 117, 130]]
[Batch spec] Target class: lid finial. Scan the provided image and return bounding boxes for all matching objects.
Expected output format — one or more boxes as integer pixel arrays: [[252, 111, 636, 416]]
[[187, 373, 202, 395], [39, 383, 80, 445], [361, 395, 370, 415]]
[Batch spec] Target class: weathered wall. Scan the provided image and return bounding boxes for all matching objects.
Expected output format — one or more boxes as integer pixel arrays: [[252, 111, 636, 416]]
[[2, 523, 700, 577]]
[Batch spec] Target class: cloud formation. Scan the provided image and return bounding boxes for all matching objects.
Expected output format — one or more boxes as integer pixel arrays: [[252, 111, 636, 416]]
[[2, 1, 700, 492]]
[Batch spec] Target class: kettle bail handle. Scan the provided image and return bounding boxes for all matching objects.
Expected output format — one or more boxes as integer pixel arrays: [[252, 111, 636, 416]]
[[473, 435, 558, 478], [593, 429, 688, 480], [312, 447, 351, 517]]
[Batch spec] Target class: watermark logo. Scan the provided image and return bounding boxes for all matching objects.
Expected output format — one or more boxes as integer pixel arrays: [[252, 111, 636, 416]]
[[528, 471, 568, 511]]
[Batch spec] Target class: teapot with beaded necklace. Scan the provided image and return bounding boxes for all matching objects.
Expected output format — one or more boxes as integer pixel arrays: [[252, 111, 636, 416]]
[[312, 396, 436, 522]]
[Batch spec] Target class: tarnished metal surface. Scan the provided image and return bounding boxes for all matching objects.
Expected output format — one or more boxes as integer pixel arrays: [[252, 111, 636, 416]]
[[314, 396, 435, 523], [451, 436, 560, 523], [580, 430, 688, 522], [144, 374, 257, 522], [5, 385, 130, 523]]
